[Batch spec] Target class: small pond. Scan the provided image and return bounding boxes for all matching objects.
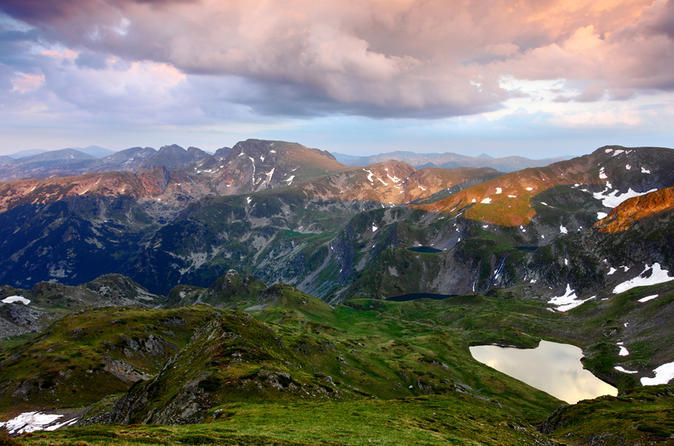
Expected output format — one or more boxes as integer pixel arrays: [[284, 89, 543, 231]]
[[407, 246, 443, 253], [515, 246, 539, 252], [388, 293, 457, 302], [469, 340, 617, 404]]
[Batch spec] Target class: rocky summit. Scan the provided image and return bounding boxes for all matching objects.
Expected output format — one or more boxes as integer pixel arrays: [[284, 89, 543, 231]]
[[0, 140, 673, 445]]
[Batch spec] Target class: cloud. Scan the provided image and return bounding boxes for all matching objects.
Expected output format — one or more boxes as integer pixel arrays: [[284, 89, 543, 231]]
[[10, 71, 44, 93], [0, 0, 672, 122]]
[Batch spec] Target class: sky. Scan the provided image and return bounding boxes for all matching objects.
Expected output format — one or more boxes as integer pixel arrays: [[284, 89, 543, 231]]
[[0, 0, 673, 157]]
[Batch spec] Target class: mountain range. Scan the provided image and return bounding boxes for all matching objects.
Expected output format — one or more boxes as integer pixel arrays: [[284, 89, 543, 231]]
[[0, 144, 566, 183], [333, 150, 567, 172], [0, 139, 672, 444]]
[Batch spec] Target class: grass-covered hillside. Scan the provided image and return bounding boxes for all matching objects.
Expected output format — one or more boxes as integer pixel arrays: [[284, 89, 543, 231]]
[[0, 306, 221, 413], [2, 272, 673, 444]]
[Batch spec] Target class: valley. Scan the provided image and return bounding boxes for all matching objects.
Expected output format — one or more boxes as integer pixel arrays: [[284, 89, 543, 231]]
[[0, 140, 672, 445]]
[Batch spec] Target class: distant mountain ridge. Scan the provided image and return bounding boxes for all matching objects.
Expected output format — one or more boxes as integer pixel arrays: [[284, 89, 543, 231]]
[[8, 145, 114, 159], [1, 144, 564, 182], [333, 150, 567, 172], [0, 141, 500, 215], [0, 144, 210, 182]]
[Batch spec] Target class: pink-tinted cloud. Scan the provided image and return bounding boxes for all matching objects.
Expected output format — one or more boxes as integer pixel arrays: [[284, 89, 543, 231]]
[[0, 0, 672, 118], [10, 72, 44, 93]]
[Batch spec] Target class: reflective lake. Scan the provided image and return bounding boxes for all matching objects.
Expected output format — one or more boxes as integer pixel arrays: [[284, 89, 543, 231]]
[[469, 340, 618, 404]]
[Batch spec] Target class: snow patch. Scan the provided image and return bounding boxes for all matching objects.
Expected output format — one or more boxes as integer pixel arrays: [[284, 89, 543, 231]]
[[362, 169, 374, 184], [638, 294, 659, 303], [495, 187, 502, 194], [625, 164, 631, 170], [617, 342, 629, 356], [525, 187, 533, 191], [418, 185, 426, 191], [599, 167, 607, 180], [607, 267, 617, 275], [540, 202, 548, 206], [480, 197, 492, 204], [612, 263, 674, 294], [548, 285, 594, 311], [641, 167, 650, 174], [284, 175, 295, 185], [641, 362, 674, 386], [371, 224, 378, 232], [611, 149, 624, 157], [507, 194, 517, 198], [264, 167, 275, 185], [614, 366, 638, 374], [559, 225, 568, 234], [593, 187, 657, 208], [596, 211, 607, 220], [384, 168, 401, 183], [0, 412, 77, 435], [247, 156, 256, 184], [2, 295, 30, 305], [246, 196, 252, 205]]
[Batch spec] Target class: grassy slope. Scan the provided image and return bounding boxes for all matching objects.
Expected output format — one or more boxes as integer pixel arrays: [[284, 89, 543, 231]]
[[543, 384, 674, 445], [0, 306, 222, 414], [5, 282, 674, 444], [18, 395, 554, 445], [12, 292, 562, 445]]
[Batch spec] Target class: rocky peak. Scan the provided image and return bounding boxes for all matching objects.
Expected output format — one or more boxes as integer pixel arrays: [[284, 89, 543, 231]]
[[213, 146, 232, 159], [208, 139, 348, 194], [138, 145, 209, 171]]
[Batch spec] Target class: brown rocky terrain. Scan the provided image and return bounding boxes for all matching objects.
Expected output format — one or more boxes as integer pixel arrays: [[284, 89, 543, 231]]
[[0, 168, 170, 213], [595, 186, 674, 233]]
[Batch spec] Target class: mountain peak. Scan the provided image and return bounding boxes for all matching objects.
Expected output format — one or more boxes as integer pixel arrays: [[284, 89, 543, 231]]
[[158, 144, 186, 153]]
